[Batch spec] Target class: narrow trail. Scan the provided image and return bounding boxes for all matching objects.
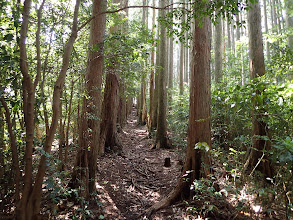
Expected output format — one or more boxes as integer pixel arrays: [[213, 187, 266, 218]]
[[96, 107, 182, 219]]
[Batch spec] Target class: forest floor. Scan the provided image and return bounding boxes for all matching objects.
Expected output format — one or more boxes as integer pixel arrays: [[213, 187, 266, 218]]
[[91, 107, 288, 220], [94, 107, 184, 219], [1, 106, 288, 219]]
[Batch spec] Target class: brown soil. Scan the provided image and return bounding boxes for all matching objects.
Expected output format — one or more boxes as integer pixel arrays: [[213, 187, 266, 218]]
[[96, 107, 182, 219], [93, 108, 287, 220], [2, 107, 287, 219]]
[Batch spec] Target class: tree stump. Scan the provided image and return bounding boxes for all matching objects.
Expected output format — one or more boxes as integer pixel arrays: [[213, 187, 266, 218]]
[[164, 157, 171, 167]]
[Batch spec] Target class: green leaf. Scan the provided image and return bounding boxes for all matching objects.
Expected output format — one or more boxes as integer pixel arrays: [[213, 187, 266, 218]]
[[195, 142, 210, 152]]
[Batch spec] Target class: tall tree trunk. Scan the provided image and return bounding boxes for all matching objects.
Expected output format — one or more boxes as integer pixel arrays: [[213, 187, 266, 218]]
[[149, 0, 156, 130], [179, 42, 184, 95], [99, 72, 121, 154], [17, 0, 81, 218], [0, 97, 21, 202], [40, 29, 53, 134], [117, 0, 128, 129], [179, 36, 184, 94], [152, 25, 160, 130], [214, 16, 223, 83], [0, 108, 4, 180], [138, 82, 143, 123], [226, 15, 231, 50], [71, 0, 106, 197], [16, 0, 44, 218], [64, 79, 75, 166], [155, 0, 169, 149], [117, 81, 127, 129], [272, 0, 278, 33], [243, 0, 273, 178], [98, 0, 122, 156], [168, 0, 174, 94], [263, 0, 270, 61], [139, 0, 148, 125], [58, 91, 65, 169], [236, 14, 241, 41], [184, 34, 189, 84], [231, 19, 235, 55], [276, 0, 282, 33], [184, 0, 189, 84], [146, 13, 212, 216], [285, 0, 293, 47], [270, 0, 274, 31]]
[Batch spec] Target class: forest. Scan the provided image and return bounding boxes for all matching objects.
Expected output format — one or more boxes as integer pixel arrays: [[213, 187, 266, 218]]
[[0, 0, 292, 219]]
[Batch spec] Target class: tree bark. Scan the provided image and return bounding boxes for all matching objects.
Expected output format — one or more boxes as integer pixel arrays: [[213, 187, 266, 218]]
[[184, 20, 189, 84], [0, 97, 21, 202], [231, 19, 235, 55], [70, 0, 106, 197], [243, 0, 273, 178], [16, 0, 81, 218], [98, 0, 122, 156], [138, 0, 148, 125], [16, 0, 40, 218], [149, 0, 156, 131], [226, 15, 231, 51], [117, 81, 127, 129], [99, 72, 121, 154], [285, 0, 293, 47], [168, 0, 174, 95], [263, 0, 270, 61], [179, 36, 184, 95], [0, 108, 4, 180], [58, 91, 65, 169], [64, 79, 75, 166], [151, 24, 160, 130], [214, 16, 223, 83], [155, 0, 169, 149], [236, 14, 240, 41], [145, 13, 212, 216]]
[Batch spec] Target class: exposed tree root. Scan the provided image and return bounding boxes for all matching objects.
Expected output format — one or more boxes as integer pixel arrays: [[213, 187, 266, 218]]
[[142, 179, 185, 217], [151, 136, 172, 150]]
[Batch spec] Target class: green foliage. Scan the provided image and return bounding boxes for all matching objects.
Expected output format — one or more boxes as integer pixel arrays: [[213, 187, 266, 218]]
[[158, 0, 249, 45], [212, 75, 293, 150], [104, 17, 153, 97], [267, 42, 293, 78], [167, 87, 189, 148], [195, 142, 210, 152], [272, 137, 293, 168]]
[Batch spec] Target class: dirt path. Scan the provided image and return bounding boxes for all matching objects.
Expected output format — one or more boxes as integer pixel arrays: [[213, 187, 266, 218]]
[[95, 107, 182, 219]]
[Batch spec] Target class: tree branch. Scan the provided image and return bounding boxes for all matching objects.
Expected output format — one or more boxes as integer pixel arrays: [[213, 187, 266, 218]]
[[34, 0, 46, 89], [77, 2, 193, 32]]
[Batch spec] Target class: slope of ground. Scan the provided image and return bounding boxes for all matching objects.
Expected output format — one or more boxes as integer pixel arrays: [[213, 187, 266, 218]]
[[95, 107, 182, 219], [93, 107, 287, 220]]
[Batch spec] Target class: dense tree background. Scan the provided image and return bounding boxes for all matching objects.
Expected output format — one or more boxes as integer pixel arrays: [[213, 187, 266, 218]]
[[0, 0, 292, 219]]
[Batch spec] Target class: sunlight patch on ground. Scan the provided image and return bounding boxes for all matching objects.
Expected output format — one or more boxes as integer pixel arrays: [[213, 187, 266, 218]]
[[227, 183, 264, 217], [96, 182, 122, 219]]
